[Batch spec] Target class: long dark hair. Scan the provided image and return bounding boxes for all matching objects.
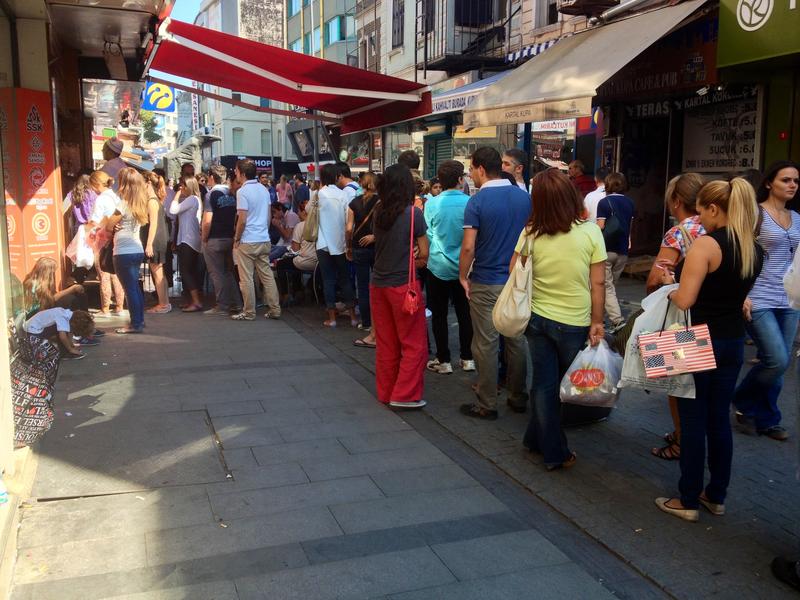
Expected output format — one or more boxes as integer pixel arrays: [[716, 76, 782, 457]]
[[375, 164, 414, 230], [757, 160, 799, 202], [70, 174, 92, 206], [525, 169, 584, 237]]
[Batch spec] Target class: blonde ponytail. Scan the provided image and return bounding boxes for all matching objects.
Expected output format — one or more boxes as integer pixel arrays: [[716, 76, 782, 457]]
[[697, 177, 759, 278]]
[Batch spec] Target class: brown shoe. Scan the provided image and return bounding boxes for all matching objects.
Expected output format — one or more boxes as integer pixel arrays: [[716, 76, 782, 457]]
[[459, 403, 498, 421], [759, 426, 789, 441], [546, 452, 577, 471]]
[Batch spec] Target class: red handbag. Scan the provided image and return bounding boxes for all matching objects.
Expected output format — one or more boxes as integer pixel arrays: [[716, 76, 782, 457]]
[[401, 205, 420, 315]]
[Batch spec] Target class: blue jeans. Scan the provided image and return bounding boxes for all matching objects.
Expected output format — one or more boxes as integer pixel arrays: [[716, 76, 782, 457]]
[[316, 249, 354, 310], [113, 252, 145, 330], [678, 337, 744, 508], [734, 307, 800, 430], [523, 313, 589, 467], [352, 247, 374, 328]]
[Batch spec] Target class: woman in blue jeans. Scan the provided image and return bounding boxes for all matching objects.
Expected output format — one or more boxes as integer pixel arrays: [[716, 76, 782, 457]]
[[655, 178, 763, 522], [510, 169, 606, 470], [347, 172, 379, 347], [735, 161, 800, 441], [106, 168, 149, 334]]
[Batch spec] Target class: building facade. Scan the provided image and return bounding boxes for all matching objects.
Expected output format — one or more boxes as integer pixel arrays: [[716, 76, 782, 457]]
[[286, 0, 358, 65]]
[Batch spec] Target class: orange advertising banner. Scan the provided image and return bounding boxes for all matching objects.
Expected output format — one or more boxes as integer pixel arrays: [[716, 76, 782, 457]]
[[0, 88, 64, 285]]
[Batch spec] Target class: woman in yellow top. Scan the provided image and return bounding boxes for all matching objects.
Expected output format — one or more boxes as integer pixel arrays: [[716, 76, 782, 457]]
[[510, 169, 607, 470]]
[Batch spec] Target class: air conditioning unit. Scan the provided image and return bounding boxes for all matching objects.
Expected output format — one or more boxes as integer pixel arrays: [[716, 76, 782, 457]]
[[557, 0, 619, 16]]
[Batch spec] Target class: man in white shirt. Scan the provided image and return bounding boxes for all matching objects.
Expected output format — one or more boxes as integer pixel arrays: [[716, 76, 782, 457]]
[[336, 162, 362, 202], [502, 148, 529, 192], [583, 168, 608, 223], [232, 159, 281, 321]]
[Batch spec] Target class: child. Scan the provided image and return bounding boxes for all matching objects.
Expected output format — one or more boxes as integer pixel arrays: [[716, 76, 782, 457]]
[[24, 308, 95, 360]]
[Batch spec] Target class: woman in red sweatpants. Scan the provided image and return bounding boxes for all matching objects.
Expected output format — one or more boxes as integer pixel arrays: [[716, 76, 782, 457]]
[[370, 164, 429, 409]]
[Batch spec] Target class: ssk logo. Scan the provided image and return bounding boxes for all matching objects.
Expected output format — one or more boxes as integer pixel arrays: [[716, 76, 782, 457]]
[[736, 0, 774, 31], [25, 105, 43, 132]]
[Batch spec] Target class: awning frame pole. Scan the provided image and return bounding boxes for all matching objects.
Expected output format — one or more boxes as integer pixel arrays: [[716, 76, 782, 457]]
[[167, 33, 425, 103]]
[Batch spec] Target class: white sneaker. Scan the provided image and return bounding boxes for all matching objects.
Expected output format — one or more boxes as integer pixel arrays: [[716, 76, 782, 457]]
[[426, 359, 453, 374], [389, 400, 427, 409], [425, 308, 432, 319], [460, 359, 476, 372]]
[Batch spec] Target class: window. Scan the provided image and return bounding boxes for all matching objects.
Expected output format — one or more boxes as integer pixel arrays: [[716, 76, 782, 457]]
[[536, 0, 559, 27], [423, 0, 434, 33], [392, 0, 404, 49], [290, 38, 302, 53], [345, 16, 355, 39], [289, 0, 301, 16], [326, 17, 342, 45], [260, 97, 270, 108], [277, 130, 282, 156], [312, 27, 321, 53], [303, 29, 320, 54], [261, 129, 271, 154], [232, 127, 244, 153]]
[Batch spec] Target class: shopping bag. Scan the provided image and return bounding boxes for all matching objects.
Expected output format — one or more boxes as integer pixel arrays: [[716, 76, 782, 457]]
[[401, 206, 420, 315], [303, 198, 319, 243], [65, 226, 94, 269], [492, 235, 533, 337], [141, 262, 155, 293], [785, 246, 800, 309], [560, 340, 623, 408], [638, 305, 716, 377], [619, 284, 696, 398]]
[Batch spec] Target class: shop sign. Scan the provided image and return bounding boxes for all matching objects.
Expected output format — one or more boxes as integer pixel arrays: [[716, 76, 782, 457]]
[[532, 119, 575, 132], [718, 0, 799, 67], [464, 97, 591, 127], [432, 93, 479, 114], [682, 95, 760, 172]]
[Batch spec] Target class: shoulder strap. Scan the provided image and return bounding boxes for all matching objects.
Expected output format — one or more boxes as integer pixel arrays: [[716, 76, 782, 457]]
[[407, 207, 416, 286], [353, 198, 379, 237], [346, 182, 359, 191], [677, 224, 695, 251]]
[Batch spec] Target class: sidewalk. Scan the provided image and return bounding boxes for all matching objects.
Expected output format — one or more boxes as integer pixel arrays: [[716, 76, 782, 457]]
[[10, 308, 659, 599], [291, 276, 800, 599]]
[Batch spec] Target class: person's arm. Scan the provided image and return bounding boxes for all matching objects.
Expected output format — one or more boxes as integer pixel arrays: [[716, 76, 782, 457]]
[[233, 209, 247, 247], [415, 234, 429, 268], [273, 215, 293, 241], [105, 210, 122, 232], [459, 228, 477, 299], [170, 196, 196, 215], [145, 198, 159, 258], [58, 330, 80, 354], [345, 208, 355, 260], [588, 261, 606, 346], [54, 284, 84, 304], [668, 237, 715, 311], [596, 199, 608, 230], [201, 210, 213, 244], [645, 247, 681, 295]]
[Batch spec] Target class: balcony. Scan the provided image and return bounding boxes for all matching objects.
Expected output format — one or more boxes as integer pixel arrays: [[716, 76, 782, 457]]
[[415, 0, 508, 74], [557, 0, 619, 17]]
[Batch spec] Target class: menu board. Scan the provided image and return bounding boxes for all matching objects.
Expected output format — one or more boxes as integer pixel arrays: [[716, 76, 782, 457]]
[[682, 96, 759, 173]]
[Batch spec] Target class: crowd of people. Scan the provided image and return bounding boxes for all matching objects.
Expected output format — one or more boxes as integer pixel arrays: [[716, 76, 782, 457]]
[[17, 136, 800, 589]]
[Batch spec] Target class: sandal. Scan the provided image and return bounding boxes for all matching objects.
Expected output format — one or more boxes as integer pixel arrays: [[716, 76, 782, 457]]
[[459, 403, 498, 421], [181, 304, 203, 313], [651, 442, 681, 461], [353, 338, 376, 348], [663, 431, 679, 445], [323, 320, 337, 328], [115, 327, 143, 334]]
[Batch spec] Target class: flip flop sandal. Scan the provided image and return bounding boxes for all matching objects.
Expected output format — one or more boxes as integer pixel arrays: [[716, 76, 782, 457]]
[[353, 339, 376, 348], [115, 328, 143, 334], [651, 442, 681, 461], [663, 431, 679, 445]]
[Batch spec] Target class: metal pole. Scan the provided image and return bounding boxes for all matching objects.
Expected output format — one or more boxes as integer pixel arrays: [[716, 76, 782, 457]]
[[270, 111, 276, 179], [312, 111, 320, 179]]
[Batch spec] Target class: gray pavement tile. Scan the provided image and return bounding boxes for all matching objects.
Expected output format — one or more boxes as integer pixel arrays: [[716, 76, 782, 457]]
[[329, 486, 507, 534], [31, 411, 227, 498], [337, 430, 428, 454], [213, 415, 286, 449], [234, 547, 456, 600], [277, 415, 412, 443], [386, 564, 616, 600], [251, 438, 349, 466], [301, 511, 529, 567], [314, 403, 392, 422], [145, 506, 343, 565], [208, 476, 384, 520], [205, 463, 309, 495], [369, 464, 478, 496], [300, 444, 451, 482], [222, 447, 258, 470], [13, 534, 148, 584], [104, 581, 240, 599], [206, 400, 265, 418], [431, 529, 571, 580], [18, 487, 214, 549], [12, 543, 309, 600]]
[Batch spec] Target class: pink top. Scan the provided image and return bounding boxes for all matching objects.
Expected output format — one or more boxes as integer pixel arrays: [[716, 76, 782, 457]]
[[661, 215, 705, 258]]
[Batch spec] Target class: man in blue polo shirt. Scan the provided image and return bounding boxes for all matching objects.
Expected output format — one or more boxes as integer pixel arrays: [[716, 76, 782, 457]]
[[458, 147, 530, 420]]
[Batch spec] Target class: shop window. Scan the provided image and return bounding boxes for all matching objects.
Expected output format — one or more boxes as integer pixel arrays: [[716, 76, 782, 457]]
[[232, 93, 241, 102], [261, 129, 272, 154], [232, 127, 244, 153], [290, 38, 302, 53], [392, 0, 404, 48], [260, 97, 270, 108], [289, 0, 301, 16]]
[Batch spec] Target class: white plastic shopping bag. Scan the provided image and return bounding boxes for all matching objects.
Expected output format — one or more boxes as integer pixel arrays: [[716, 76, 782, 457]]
[[65, 226, 94, 269], [784, 248, 800, 309], [618, 284, 696, 398], [560, 340, 623, 408]]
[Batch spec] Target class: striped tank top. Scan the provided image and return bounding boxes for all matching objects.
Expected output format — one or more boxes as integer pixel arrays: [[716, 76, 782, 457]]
[[748, 208, 800, 310]]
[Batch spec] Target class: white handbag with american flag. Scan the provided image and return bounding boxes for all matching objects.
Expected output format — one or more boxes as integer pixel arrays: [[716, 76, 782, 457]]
[[637, 303, 716, 378]]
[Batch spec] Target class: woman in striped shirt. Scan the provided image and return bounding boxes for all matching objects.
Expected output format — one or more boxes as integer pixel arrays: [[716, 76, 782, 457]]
[[734, 161, 800, 441]]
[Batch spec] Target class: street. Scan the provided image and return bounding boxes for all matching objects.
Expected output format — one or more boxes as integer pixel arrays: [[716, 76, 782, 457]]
[[8, 277, 799, 599]]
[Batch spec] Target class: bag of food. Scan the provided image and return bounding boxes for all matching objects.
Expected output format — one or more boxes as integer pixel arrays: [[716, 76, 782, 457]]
[[560, 340, 623, 408]]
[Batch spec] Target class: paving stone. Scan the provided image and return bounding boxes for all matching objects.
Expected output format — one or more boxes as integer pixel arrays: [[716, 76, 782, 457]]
[[300, 444, 451, 481], [104, 580, 240, 600], [14, 534, 147, 584], [213, 415, 285, 449], [329, 486, 507, 534], [386, 564, 617, 600], [337, 430, 429, 454], [431, 529, 571, 580], [145, 506, 343, 565], [277, 414, 412, 443], [208, 476, 384, 520], [370, 464, 478, 496], [205, 463, 309, 495], [222, 447, 258, 470], [206, 400, 265, 417], [234, 547, 456, 600], [251, 438, 349, 466]]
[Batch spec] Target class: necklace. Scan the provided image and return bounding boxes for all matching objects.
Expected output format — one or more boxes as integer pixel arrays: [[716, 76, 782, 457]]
[[763, 202, 792, 230]]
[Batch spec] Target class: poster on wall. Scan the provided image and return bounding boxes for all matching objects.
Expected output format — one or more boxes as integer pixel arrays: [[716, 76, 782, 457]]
[[682, 95, 760, 173]]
